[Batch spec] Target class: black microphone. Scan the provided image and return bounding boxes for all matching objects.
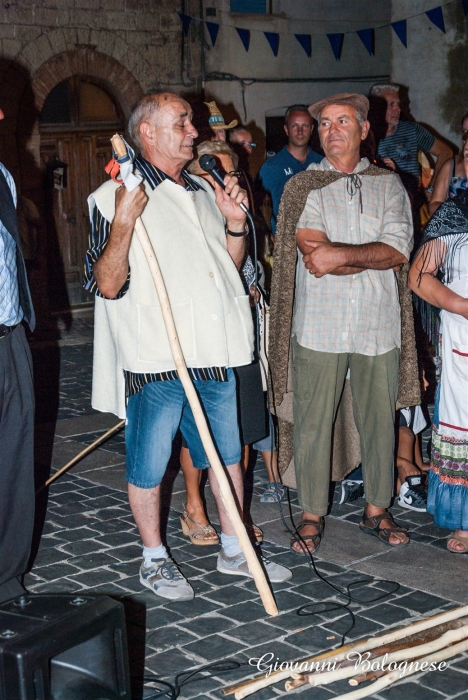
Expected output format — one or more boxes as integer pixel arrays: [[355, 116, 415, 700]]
[[199, 154, 249, 214]]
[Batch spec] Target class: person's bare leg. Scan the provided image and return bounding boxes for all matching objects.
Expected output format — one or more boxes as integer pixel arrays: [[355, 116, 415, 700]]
[[414, 436, 430, 471], [128, 483, 161, 547], [262, 449, 280, 483], [396, 426, 425, 494], [180, 446, 209, 525], [208, 462, 244, 536]]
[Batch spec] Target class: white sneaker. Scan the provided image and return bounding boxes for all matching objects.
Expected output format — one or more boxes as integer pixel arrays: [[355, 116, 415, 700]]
[[398, 476, 427, 512], [139, 558, 194, 601], [216, 548, 292, 583]]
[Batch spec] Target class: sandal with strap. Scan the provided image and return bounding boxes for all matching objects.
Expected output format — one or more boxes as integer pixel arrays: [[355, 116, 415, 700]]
[[180, 506, 219, 546], [290, 518, 324, 555], [244, 520, 264, 543], [359, 509, 410, 548]]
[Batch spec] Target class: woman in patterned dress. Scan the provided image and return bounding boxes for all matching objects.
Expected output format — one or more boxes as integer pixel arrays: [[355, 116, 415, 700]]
[[409, 142, 468, 552]]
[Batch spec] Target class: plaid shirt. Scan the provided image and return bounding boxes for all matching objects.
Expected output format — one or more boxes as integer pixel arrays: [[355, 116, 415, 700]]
[[293, 157, 413, 355]]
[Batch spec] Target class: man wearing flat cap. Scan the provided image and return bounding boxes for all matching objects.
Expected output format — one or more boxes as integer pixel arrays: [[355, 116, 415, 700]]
[[269, 93, 417, 553]]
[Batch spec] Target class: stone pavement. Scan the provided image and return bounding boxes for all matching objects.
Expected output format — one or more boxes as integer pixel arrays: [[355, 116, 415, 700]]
[[28, 314, 468, 700]]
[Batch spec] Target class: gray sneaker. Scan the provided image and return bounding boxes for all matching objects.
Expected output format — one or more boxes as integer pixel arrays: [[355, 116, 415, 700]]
[[216, 548, 292, 583], [139, 558, 194, 601]]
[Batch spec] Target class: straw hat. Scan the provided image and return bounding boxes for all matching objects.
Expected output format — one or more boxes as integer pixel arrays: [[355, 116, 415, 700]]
[[205, 101, 238, 130], [308, 93, 369, 122]]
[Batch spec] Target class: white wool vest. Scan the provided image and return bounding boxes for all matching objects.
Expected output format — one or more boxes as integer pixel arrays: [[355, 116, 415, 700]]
[[89, 175, 254, 417]]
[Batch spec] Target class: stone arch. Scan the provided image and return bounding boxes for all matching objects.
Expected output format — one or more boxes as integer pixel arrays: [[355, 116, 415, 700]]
[[7, 47, 144, 198], [31, 47, 144, 120]]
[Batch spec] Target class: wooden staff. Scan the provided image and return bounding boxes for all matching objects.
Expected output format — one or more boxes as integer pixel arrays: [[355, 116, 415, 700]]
[[110, 135, 277, 617], [285, 616, 468, 691], [39, 420, 125, 491], [308, 624, 468, 687], [332, 637, 468, 700], [225, 604, 468, 698]]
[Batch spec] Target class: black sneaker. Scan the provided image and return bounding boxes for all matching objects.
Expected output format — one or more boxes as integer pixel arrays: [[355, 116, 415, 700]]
[[339, 480, 365, 505], [398, 475, 427, 512]]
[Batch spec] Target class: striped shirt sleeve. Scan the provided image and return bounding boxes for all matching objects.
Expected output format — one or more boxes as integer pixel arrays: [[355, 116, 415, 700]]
[[83, 203, 130, 299], [414, 122, 436, 153]]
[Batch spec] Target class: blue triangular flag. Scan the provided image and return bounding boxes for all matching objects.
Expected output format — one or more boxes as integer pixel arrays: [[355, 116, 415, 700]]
[[264, 31, 279, 56], [463, 0, 468, 16], [235, 27, 250, 51], [391, 19, 407, 47], [327, 33, 344, 60], [357, 28, 374, 56], [426, 6, 446, 33], [178, 12, 192, 37], [205, 21, 219, 47], [295, 34, 311, 58]]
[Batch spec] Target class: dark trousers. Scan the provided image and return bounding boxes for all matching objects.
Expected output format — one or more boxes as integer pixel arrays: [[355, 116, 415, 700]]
[[0, 324, 34, 602]]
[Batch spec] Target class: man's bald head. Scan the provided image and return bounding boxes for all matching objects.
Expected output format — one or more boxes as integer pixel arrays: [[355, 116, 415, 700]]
[[129, 91, 190, 149]]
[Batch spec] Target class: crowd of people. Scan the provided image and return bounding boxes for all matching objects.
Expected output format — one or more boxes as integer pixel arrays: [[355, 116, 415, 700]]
[[1, 82, 467, 607]]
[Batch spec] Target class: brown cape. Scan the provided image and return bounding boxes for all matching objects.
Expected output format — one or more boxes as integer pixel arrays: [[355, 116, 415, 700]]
[[268, 166, 421, 485]]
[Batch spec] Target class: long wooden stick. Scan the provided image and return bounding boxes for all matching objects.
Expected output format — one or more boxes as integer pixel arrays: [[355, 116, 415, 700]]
[[226, 605, 468, 698], [110, 135, 277, 617], [286, 616, 468, 692], [40, 420, 125, 490], [308, 625, 468, 686], [332, 637, 468, 700]]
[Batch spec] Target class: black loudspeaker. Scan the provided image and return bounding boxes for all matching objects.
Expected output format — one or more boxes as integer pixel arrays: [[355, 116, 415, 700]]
[[0, 594, 131, 700]]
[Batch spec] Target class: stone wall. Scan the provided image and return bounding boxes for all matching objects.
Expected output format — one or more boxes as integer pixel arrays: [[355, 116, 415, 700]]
[[0, 0, 202, 192], [391, 0, 467, 151]]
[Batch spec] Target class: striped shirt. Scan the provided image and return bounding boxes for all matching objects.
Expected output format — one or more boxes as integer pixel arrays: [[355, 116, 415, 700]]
[[377, 120, 435, 192], [294, 157, 413, 355], [83, 155, 228, 397], [0, 163, 23, 327]]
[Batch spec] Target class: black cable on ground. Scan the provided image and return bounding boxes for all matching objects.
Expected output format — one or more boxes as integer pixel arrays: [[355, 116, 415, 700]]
[[143, 659, 249, 699]]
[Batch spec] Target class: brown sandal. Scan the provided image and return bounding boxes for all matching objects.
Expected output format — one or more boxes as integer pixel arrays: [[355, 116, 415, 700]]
[[244, 520, 264, 543], [180, 506, 219, 546], [359, 509, 409, 547], [290, 518, 324, 555]]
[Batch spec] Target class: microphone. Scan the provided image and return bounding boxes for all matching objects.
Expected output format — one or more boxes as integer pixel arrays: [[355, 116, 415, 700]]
[[199, 154, 249, 214]]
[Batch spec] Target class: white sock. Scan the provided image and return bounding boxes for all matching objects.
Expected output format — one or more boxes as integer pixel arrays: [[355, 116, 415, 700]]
[[143, 544, 168, 566], [221, 532, 242, 557]]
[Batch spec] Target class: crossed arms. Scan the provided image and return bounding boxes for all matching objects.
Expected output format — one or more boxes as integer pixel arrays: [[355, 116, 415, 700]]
[[296, 227, 408, 278]]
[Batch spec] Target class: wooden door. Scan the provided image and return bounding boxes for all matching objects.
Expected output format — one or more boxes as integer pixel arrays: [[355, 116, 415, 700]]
[[40, 131, 115, 307]]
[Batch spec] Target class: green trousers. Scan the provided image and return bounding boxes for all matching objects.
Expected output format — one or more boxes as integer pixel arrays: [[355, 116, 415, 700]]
[[292, 338, 400, 515]]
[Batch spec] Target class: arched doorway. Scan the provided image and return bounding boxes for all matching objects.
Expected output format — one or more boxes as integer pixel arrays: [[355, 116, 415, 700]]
[[40, 76, 124, 307]]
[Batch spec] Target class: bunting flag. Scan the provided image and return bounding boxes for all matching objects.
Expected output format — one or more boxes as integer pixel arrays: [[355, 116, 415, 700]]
[[294, 33, 312, 58], [426, 6, 446, 32], [356, 28, 374, 55], [264, 31, 279, 56], [327, 33, 344, 60], [463, 0, 468, 15], [178, 12, 192, 37], [235, 27, 250, 51], [177, 1, 461, 58], [391, 19, 407, 47], [205, 21, 219, 47]]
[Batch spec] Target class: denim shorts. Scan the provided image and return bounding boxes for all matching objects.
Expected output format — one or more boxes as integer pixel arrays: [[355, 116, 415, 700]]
[[125, 369, 241, 488]]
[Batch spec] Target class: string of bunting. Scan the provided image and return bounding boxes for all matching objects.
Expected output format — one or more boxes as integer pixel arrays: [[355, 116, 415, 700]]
[[178, 0, 465, 61]]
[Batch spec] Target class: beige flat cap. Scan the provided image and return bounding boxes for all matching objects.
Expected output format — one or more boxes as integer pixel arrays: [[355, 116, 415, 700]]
[[308, 93, 369, 121]]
